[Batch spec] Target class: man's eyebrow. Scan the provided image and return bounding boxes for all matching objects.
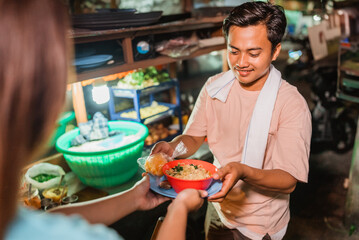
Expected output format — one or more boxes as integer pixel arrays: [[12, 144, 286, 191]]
[[248, 47, 262, 51], [228, 44, 239, 50], [228, 45, 262, 51]]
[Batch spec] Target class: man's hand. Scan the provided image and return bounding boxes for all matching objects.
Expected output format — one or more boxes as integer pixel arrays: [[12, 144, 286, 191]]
[[208, 162, 298, 202], [150, 141, 176, 157], [208, 162, 242, 202]]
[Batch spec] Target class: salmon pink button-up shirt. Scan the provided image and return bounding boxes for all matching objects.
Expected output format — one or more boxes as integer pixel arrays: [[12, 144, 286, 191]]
[[184, 72, 311, 236]]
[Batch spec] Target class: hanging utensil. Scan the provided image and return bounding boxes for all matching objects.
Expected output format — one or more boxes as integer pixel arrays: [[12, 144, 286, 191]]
[[28, 183, 32, 202]]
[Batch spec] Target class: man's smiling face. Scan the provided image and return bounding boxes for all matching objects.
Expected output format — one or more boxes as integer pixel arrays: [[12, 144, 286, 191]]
[[227, 24, 281, 91]]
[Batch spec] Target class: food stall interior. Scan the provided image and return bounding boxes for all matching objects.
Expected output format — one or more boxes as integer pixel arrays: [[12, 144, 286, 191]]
[[22, 0, 359, 239]]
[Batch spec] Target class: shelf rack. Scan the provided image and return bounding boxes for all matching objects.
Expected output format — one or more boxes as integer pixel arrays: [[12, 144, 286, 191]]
[[108, 79, 183, 130], [71, 16, 226, 82], [336, 40, 359, 104], [69, 16, 227, 126]]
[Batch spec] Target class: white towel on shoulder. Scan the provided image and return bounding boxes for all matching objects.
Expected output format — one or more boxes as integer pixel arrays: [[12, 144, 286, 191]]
[[206, 64, 282, 169], [206, 70, 236, 103]]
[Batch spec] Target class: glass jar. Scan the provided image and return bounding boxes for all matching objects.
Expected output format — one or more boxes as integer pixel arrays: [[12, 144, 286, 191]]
[[61, 195, 79, 205], [21, 188, 41, 210]]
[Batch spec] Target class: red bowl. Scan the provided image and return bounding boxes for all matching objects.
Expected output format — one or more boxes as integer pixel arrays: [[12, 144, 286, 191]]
[[162, 159, 217, 193]]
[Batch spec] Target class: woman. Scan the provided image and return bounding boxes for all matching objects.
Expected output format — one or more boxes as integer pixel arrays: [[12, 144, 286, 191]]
[[0, 1, 206, 239]]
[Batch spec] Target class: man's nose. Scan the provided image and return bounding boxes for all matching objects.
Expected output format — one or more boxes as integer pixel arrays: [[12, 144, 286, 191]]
[[236, 54, 249, 68]]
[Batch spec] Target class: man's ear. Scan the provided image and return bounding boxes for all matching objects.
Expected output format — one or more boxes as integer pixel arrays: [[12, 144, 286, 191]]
[[272, 43, 281, 61]]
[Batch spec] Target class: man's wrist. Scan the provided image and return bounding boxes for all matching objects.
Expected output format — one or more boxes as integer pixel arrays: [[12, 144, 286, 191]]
[[234, 162, 248, 181]]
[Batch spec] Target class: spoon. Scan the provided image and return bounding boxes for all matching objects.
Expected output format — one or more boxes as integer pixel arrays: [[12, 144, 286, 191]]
[[28, 183, 32, 202], [57, 175, 64, 188], [59, 187, 66, 203], [58, 175, 66, 202]]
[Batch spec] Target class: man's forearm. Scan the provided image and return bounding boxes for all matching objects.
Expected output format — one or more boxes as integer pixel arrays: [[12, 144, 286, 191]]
[[170, 134, 205, 158], [237, 163, 297, 194]]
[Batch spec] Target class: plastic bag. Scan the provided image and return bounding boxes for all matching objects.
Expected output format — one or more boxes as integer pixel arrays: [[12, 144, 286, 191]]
[[137, 153, 172, 187], [155, 37, 199, 58], [137, 152, 173, 172], [137, 141, 188, 172], [172, 141, 188, 158], [25, 163, 65, 191]]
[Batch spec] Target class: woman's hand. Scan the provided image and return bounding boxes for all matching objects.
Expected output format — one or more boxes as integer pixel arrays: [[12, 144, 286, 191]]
[[132, 174, 170, 211], [157, 189, 207, 240], [169, 188, 208, 213]]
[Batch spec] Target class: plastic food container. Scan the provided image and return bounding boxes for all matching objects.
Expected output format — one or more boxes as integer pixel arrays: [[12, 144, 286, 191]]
[[162, 159, 217, 193], [20, 188, 41, 210], [24, 163, 65, 191], [61, 195, 79, 204], [42, 186, 68, 203], [56, 120, 148, 188]]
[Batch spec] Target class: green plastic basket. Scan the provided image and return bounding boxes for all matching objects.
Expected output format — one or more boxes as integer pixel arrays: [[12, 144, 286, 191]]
[[56, 120, 148, 188], [49, 111, 76, 147]]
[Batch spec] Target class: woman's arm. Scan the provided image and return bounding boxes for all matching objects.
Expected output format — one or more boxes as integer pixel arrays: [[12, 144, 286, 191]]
[[50, 175, 170, 225], [156, 189, 207, 240]]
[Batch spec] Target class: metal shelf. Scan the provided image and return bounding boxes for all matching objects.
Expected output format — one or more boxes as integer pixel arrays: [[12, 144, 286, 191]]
[[337, 39, 359, 104], [340, 66, 359, 77], [343, 78, 359, 89], [108, 79, 183, 131], [111, 80, 178, 98], [340, 41, 359, 52], [112, 102, 178, 124], [337, 91, 359, 104]]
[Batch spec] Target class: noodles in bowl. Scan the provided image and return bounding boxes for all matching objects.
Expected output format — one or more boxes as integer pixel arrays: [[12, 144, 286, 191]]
[[162, 159, 217, 193], [166, 163, 211, 180]]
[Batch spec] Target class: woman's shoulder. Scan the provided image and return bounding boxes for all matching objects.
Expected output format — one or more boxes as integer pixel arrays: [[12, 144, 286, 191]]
[[5, 207, 122, 240]]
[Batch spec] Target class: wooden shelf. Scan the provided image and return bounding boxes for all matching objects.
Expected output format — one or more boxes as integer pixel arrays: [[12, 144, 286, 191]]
[[75, 43, 226, 81], [71, 16, 226, 82], [71, 16, 225, 43], [70, 16, 227, 127]]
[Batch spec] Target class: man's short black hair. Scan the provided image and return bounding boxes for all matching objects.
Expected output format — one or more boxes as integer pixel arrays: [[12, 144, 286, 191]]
[[223, 1, 287, 53]]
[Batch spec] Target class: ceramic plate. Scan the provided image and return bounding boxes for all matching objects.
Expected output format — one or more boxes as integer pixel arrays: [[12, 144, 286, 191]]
[[149, 175, 222, 198], [73, 54, 113, 68]]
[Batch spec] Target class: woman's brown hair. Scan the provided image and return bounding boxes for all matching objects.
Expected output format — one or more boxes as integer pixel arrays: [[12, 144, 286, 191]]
[[0, 0, 70, 237]]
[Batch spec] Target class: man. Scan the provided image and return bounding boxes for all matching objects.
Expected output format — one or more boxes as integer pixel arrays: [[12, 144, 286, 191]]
[[151, 2, 311, 240]]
